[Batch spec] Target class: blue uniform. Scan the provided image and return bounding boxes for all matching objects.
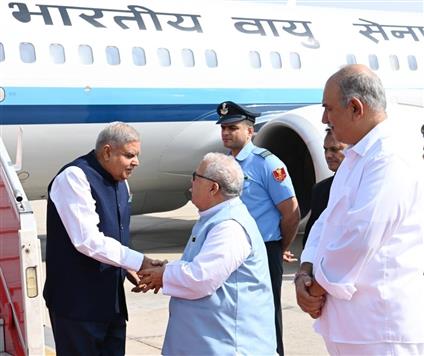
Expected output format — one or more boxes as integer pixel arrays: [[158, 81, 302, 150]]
[[217, 100, 297, 356], [235, 140, 296, 356], [236, 141, 296, 241]]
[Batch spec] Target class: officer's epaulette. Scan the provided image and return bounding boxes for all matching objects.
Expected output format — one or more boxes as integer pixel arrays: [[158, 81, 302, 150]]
[[253, 147, 273, 158]]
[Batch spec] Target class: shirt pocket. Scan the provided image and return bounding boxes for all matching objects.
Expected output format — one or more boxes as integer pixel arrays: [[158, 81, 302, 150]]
[[242, 174, 251, 194]]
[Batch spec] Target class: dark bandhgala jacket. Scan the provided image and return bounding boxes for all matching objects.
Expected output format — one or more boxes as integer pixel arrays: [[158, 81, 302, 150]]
[[303, 175, 334, 247], [43, 150, 131, 322]]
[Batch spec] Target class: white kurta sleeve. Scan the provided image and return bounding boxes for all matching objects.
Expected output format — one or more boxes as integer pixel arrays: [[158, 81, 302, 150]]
[[301, 209, 326, 264], [162, 220, 252, 300], [314, 155, 412, 300], [50, 166, 144, 271]]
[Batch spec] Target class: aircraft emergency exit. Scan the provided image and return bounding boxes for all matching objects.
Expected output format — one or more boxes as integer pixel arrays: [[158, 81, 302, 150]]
[[1, 0, 423, 217]]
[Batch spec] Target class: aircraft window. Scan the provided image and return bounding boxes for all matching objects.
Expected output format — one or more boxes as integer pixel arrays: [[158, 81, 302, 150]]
[[157, 48, 171, 67], [0, 43, 4, 62], [368, 54, 379, 70], [181, 48, 195, 67], [249, 51, 261, 68], [20, 42, 36, 63], [79, 45, 93, 65], [50, 43, 65, 64], [270, 51, 282, 69], [346, 54, 357, 65], [106, 46, 120, 65], [289, 52, 301, 69], [389, 55, 399, 71], [132, 47, 146, 66], [407, 55, 417, 71], [205, 49, 217, 68]]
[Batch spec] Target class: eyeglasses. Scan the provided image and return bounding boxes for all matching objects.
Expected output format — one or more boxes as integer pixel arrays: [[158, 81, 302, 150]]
[[192, 171, 218, 184]]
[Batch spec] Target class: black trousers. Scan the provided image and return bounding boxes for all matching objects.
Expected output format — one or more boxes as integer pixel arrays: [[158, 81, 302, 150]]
[[49, 310, 126, 356], [266, 240, 284, 356]]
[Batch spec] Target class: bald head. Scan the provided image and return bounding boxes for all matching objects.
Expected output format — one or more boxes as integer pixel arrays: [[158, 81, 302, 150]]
[[322, 64, 387, 145], [328, 64, 387, 113]]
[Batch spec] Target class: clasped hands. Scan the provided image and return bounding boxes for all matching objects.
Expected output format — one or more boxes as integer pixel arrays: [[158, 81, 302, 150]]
[[127, 256, 168, 294], [295, 272, 326, 319]]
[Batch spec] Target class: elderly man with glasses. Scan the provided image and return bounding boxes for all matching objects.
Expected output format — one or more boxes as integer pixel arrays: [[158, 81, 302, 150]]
[[138, 152, 276, 355]]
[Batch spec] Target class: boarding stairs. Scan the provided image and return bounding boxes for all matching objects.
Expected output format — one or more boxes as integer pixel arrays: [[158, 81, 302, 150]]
[[0, 137, 45, 355]]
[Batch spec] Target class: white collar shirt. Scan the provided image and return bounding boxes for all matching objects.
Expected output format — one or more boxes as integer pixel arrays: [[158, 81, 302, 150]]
[[50, 166, 144, 271], [301, 120, 424, 343]]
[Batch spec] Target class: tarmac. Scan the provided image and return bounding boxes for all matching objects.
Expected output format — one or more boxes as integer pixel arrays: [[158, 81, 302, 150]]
[[32, 200, 328, 356]]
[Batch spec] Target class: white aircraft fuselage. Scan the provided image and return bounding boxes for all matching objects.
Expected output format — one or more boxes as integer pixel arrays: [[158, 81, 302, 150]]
[[1, 0, 423, 215]]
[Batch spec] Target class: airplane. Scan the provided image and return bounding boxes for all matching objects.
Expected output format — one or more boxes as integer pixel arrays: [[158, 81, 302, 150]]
[[1, 0, 423, 218]]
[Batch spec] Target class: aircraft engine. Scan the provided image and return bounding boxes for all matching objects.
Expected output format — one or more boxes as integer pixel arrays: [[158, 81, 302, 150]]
[[254, 105, 334, 219]]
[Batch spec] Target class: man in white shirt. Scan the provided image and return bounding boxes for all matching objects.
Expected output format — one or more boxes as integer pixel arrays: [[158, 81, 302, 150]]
[[43, 122, 159, 355], [139, 152, 276, 355], [295, 64, 424, 355]]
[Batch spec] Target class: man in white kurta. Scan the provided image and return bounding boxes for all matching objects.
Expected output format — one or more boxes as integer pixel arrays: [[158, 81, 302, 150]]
[[295, 64, 424, 355]]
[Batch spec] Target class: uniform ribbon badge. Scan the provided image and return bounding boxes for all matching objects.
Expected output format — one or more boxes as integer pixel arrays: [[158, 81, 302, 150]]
[[272, 167, 286, 182]]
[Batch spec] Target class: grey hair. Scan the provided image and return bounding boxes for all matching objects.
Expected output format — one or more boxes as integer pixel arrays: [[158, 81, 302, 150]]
[[202, 152, 244, 197], [334, 66, 386, 112], [95, 122, 140, 152]]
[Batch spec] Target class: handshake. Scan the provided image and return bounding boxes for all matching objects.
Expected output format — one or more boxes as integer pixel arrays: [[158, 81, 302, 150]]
[[127, 256, 168, 294]]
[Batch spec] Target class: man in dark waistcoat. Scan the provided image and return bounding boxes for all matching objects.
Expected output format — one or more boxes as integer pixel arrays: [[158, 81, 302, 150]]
[[43, 122, 157, 355]]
